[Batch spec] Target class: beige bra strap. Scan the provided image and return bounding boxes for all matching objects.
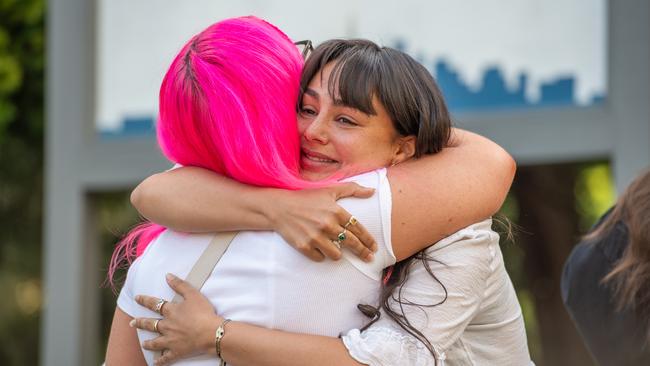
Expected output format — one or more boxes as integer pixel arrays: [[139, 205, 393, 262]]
[[154, 231, 238, 361]]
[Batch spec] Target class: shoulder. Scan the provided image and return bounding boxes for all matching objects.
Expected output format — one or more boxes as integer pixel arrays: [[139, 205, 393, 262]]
[[425, 219, 498, 264], [340, 168, 388, 188]]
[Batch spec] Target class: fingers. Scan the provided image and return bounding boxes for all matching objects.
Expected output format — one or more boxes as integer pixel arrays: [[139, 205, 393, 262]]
[[294, 240, 328, 262], [303, 247, 327, 262], [135, 295, 176, 316], [312, 238, 343, 261], [141, 335, 167, 351], [331, 207, 377, 255], [131, 317, 164, 333], [154, 351, 177, 366], [332, 182, 375, 200], [338, 231, 374, 262], [165, 273, 199, 299], [345, 219, 378, 254]]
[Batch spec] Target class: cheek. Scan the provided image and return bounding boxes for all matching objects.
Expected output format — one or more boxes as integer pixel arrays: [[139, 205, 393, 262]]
[[297, 117, 309, 135], [337, 135, 393, 168]]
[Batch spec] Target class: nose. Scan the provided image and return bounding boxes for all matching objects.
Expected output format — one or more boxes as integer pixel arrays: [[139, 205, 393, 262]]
[[302, 115, 329, 144]]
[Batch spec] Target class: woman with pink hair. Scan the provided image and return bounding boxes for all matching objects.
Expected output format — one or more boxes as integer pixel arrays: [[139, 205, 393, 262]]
[[106, 16, 530, 366]]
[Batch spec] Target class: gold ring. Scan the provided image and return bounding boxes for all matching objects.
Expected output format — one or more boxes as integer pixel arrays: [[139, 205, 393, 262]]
[[344, 216, 358, 229], [153, 319, 160, 333], [154, 298, 167, 314], [337, 230, 347, 242]]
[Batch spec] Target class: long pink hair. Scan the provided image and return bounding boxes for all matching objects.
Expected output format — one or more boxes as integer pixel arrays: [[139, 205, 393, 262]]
[[108, 16, 320, 286]]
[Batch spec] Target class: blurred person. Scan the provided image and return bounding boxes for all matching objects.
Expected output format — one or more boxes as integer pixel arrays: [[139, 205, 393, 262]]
[[106, 16, 530, 366], [562, 168, 650, 366]]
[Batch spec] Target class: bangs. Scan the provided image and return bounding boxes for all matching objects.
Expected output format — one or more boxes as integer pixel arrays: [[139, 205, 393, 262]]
[[326, 49, 381, 115], [301, 39, 383, 116]]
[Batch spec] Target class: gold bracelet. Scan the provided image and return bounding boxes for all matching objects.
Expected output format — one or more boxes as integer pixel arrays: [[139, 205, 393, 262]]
[[215, 318, 232, 366]]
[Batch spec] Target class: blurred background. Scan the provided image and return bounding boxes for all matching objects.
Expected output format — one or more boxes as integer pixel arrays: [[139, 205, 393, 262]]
[[1, 0, 648, 365]]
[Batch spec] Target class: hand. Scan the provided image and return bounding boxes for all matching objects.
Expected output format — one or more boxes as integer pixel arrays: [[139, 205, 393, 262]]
[[132, 273, 222, 366], [267, 182, 378, 262]]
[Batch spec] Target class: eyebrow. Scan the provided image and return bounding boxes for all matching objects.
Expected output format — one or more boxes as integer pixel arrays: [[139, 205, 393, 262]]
[[304, 88, 348, 107]]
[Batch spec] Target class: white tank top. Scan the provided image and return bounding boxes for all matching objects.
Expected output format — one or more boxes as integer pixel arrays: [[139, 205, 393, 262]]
[[117, 169, 396, 365]]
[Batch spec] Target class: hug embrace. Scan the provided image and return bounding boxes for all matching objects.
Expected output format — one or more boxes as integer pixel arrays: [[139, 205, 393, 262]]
[[105, 16, 532, 366]]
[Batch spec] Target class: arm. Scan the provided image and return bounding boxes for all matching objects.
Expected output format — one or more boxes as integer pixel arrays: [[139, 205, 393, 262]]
[[134, 275, 365, 366], [132, 169, 377, 262], [388, 128, 515, 259], [105, 307, 147, 366], [133, 128, 515, 261]]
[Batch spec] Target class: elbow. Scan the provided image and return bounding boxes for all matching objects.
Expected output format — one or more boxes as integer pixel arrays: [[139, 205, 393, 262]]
[[490, 146, 517, 214], [130, 184, 143, 210], [130, 174, 159, 215], [502, 148, 517, 185]]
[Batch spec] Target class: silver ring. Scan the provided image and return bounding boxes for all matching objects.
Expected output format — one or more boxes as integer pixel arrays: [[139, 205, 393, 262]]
[[153, 319, 160, 333], [332, 240, 341, 249], [154, 298, 167, 314]]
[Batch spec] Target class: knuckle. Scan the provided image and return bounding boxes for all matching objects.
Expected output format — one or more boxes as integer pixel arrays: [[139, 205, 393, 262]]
[[306, 233, 320, 245], [295, 242, 308, 251]]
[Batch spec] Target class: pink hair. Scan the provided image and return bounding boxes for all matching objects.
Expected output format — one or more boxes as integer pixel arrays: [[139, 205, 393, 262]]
[[108, 16, 323, 286]]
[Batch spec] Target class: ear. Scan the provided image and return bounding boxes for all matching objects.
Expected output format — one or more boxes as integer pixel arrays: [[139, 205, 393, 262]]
[[391, 135, 416, 165]]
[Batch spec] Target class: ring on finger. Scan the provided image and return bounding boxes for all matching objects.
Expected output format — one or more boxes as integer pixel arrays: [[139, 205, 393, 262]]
[[344, 216, 358, 229], [154, 298, 168, 314], [153, 319, 161, 333], [337, 229, 347, 242], [332, 240, 342, 249]]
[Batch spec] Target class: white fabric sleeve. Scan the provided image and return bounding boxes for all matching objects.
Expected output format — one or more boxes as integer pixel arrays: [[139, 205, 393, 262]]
[[341, 220, 497, 365], [337, 168, 396, 280], [116, 255, 145, 317], [342, 326, 439, 366]]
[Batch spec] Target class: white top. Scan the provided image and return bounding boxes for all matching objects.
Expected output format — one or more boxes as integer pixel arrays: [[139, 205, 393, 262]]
[[341, 220, 533, 366], [118, 169, 396, 365]]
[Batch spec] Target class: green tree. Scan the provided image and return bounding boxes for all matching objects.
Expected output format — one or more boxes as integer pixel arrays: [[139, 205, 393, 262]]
[[0, 0, 45, 364]]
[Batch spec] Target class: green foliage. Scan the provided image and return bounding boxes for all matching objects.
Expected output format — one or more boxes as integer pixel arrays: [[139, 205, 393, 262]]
[[575, 162, 616, 231], [0, 0, 45, 364]]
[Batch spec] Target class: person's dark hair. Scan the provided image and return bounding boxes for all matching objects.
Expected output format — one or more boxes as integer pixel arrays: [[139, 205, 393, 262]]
[[301, 39, 453, 363], [587, 168, 650, 343], [299, 39, 452, 156]]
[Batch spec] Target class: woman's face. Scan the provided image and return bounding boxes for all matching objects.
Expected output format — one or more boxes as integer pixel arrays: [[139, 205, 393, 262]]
[[298, 63, 412, 181]]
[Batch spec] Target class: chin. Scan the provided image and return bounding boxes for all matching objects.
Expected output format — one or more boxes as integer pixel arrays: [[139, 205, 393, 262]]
[[300, 169, 331, 182]]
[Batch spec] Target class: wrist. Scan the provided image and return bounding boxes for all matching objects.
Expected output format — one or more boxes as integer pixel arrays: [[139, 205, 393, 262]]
[[203, 314, 224, 355], [256, 188, 287, 231]]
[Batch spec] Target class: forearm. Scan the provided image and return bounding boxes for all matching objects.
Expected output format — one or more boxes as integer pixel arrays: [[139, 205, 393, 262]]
[[220, 321, 365, 366], [389, 128, 516, 259], [131, 167, 278, 232]]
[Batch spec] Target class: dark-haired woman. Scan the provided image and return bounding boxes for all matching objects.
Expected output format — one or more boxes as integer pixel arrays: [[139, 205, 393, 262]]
[[123, 38, 531, 365], [562, 168, 650, 366]]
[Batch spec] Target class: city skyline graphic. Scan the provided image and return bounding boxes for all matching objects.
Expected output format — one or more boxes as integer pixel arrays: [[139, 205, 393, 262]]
[[99, 54, 605, 139]]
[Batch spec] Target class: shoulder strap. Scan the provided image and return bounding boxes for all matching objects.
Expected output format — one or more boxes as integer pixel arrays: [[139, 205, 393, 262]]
[[154, 231, 237, 361], [171, 231, 238, 303]]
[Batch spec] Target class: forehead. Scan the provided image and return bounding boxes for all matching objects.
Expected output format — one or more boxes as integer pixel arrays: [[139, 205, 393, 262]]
[[305, 63, 361, 109]]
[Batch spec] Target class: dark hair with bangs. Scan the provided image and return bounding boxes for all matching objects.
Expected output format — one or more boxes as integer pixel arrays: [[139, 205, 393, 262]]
[[299, 39, 452, 157], [300, 39, 453, 364]]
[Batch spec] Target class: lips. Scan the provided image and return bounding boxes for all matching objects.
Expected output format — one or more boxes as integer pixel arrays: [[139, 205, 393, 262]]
[[301, 148, 338, 170]]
